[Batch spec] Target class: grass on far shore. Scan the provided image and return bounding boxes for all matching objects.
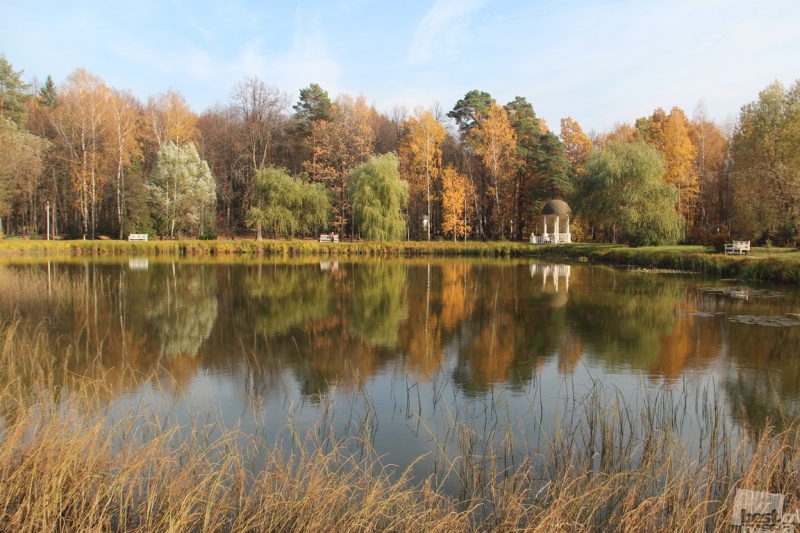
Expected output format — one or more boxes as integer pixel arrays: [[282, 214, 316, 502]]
[[3, 234, 800, 284]]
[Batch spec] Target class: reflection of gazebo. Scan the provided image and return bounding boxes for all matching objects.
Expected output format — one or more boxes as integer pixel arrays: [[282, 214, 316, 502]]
[[530, 199, 572, 244]]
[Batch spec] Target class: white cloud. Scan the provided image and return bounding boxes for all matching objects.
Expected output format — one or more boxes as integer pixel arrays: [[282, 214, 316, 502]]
[[408, 0, 487, 65]]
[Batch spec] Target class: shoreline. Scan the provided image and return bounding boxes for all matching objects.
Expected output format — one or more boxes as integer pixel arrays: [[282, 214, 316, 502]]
[[2, 238, 799, 284]]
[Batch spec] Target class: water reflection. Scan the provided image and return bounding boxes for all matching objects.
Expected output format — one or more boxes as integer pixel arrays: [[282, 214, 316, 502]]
[[2, 258, 800, 436], [145, 263, 218, 361], [245, 263, 334, 338], [348, 263, 408, 348]]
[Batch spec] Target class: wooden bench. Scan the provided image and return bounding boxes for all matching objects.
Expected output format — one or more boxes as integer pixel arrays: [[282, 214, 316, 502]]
[[319, 234, 339, 243], [724, 240, 750, 255], [128, 233, 149, 242]]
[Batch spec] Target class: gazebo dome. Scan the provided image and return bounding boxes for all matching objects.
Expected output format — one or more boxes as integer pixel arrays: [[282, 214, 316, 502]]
[[542, 199, 571, 216]]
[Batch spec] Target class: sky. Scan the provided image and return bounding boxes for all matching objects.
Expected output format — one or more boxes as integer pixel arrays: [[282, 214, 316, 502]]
[[2, 0, 799, 135]]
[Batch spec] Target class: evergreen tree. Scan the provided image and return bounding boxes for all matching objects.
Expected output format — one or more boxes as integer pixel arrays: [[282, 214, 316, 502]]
[[0, 54, 31, 127], [38, 75, 57, 108]]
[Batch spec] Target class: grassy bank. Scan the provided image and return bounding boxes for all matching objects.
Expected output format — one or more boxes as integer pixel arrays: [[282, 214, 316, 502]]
[[1, 318, 800, 532], [2, 237, 800, 284]]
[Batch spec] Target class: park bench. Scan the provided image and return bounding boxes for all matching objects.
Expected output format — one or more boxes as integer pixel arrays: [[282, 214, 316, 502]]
[[319, 234, 339, 243], [724, 240, 750, 255], [128, 233, 149, 242]]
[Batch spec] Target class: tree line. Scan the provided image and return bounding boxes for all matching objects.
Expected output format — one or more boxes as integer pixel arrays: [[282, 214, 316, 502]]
[[1, 53, 798, 245]]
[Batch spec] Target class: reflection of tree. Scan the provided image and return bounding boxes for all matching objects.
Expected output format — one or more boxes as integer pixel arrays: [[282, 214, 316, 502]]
[[452, 264, 563, 396], [399, 262, 476, 378], [145, 263, 218, 359], [566, 272, 683, 372], [245, 264, 333, 337], [651, 308, 722, 381], [724, 324, 800, 432], [347, 263, 408, 347]]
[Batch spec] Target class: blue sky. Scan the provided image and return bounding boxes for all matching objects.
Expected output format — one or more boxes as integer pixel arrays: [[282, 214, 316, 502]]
[[3, 0, 799, 135]]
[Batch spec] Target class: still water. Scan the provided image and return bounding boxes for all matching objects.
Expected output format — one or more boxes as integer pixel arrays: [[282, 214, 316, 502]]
[[2, 257, 800, 489]]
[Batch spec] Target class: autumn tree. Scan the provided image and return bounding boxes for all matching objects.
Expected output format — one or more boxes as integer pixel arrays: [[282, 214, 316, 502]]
[[304, 94, 374, 236], [349, 153, 408, 241], [51, 68, 111, 239], [730, 79, 800, 243], [593, 122, 636, 149], [440, 165, 474, 240], [365, 105, 398, 155], [469, 102, 517, 238], [0, 117, 48, 235], [398, 108, 446, 240], [637, 107, 698, 228], [148, 142, 216, 238], [108, 88, 142, 238], [198, 104, 242, 237], [231, 76, 290, 175], [146, 89, 199, 149], [560, 117, 593, 177], [690, 103, 730, 233], [573, 140, 683, 245]]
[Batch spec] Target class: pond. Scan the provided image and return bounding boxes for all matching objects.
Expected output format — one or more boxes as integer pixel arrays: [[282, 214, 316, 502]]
[[2, 256, 800, 498]]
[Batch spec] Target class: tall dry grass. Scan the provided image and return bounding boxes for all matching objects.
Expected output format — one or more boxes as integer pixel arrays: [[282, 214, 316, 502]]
[[2, 317, 800, 531]]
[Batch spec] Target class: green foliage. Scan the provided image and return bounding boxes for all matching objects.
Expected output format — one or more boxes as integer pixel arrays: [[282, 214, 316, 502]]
[[199, 227, 217, 240], [147, 142, 217, 238], [504, 97, 571, 236], [573, 140, 684, 246], [246, 167, 332, 239], [731, 79, 800, 245], [38, 75, 57, 108], [536, 131, 572, 198], [349, 153, 409, 241], [246, 264, 334, 338], [294, 83, 332, 127], [347, 263, 408, 347], [0, 54, 31, 127], [448, 90, 494, 132]]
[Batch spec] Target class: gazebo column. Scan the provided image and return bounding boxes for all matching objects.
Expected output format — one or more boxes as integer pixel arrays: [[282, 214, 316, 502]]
[[566, 216, 571, 243], [555, 216, 560, 243], [543, 216, 548, 242]]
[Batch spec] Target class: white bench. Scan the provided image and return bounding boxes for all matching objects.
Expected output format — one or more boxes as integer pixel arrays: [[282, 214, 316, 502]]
[[319, 234, 339, 243], [724, 240, 750, 255], [128, 233, 149, 242]]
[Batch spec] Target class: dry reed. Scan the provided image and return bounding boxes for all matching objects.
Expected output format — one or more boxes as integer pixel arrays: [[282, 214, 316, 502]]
[[2, 318, 800, 532]]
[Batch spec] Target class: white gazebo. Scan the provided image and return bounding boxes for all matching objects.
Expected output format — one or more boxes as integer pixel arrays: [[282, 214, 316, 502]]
[[530, 199, 572, 245]]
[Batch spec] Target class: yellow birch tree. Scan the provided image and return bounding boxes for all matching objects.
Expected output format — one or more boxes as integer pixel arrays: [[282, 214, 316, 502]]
[[440, 165, 474, 240], [638, 107, 698, 225], [147, 89, 199, 149], [469, 103, 516, 238], [559, 117, 593, 176], [662, 107, 698, 224], [108, 88, 141, 238], [51, 68, 111, 238], [398, 108, 446, 240]]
